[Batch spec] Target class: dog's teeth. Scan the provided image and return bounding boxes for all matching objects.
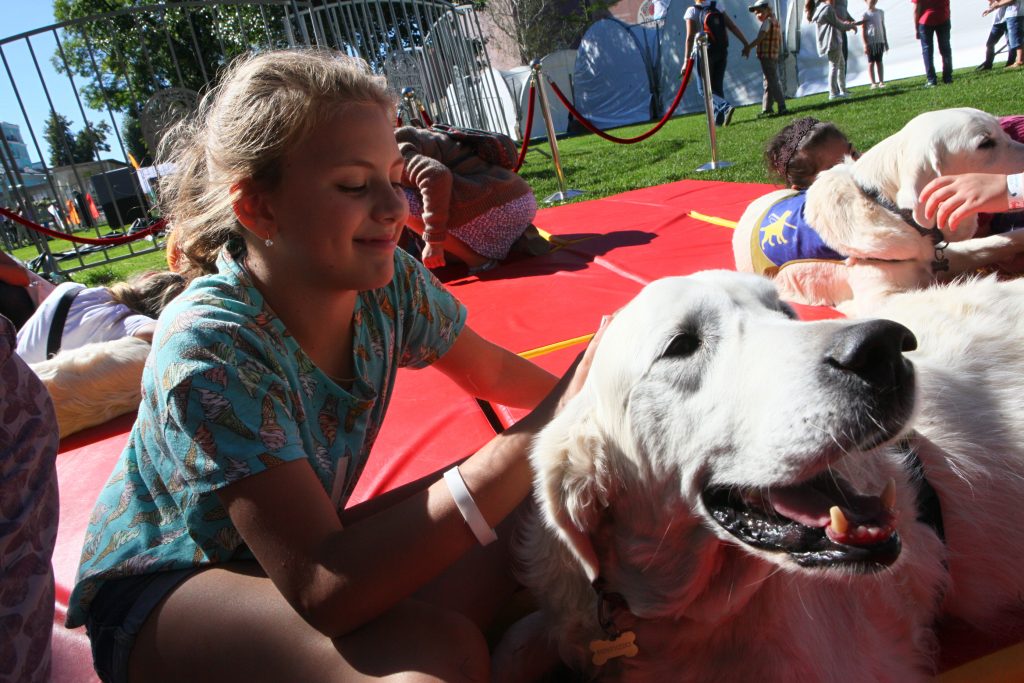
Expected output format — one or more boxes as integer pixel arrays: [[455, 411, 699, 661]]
[[829, 506, 849, 535], [881, 478, 897, 511]]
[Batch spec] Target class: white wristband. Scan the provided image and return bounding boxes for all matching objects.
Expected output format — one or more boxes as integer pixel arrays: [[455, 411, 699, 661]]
[[444, 466, 498, 546], [1007, 172, 1024, 210]]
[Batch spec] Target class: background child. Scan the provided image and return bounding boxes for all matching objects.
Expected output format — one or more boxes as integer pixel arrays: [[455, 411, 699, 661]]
[[395, 125, 536, 273], [983, 0, 1024, 68], [743, 0, 788, 117], [764, 116, 859, 189], [807, 0, 860, 100], [861, 0, 889, 87], [66, 48, 585, 682]]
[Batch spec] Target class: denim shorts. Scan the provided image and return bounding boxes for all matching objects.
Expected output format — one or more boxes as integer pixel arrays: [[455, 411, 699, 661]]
[[84, 569, 196, 683]]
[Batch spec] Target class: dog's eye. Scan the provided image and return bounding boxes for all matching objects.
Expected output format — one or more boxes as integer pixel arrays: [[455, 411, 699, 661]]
[[978, 137, 996, 150], [664, 332, 702, 358]]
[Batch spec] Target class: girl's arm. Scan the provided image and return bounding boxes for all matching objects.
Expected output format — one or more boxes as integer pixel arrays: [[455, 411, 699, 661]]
[[431, 325, 558, 410], [216, 339, 595, 638], [684, 17, 698, 57]]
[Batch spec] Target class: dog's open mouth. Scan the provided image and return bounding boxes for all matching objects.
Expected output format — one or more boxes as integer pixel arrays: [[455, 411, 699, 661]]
[[701, 471, 900, 570]]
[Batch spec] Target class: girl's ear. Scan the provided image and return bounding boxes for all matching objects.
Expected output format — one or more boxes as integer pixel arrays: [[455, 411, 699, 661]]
[[231, 180, 277, 242]]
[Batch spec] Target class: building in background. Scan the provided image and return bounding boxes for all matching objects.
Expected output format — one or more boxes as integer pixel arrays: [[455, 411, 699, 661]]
[[1, 121, 47, 210]]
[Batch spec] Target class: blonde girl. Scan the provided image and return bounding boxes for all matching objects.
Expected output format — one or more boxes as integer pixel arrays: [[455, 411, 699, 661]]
[[67, 49, 590, 682]]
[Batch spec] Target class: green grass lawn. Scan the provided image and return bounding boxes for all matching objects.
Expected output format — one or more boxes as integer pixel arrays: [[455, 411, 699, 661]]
[[519, 65, 1023, 200], [5, 63, 1020, 286]]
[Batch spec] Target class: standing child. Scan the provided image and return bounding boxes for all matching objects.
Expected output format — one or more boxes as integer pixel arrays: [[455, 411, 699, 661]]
[[984, 0, 1024, 68], [807, 0, 860, 100], [684, 0, 751, 126], [744, 0, 788, 117], [861, 0, 889, 87], [65, 48, 597, 683]]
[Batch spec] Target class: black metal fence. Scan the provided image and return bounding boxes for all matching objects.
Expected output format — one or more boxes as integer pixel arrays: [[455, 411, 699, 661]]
[[0, 0, 509, 280]]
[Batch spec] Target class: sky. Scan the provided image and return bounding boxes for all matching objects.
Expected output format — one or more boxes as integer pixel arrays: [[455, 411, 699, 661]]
[[1, 1, 111, 166]]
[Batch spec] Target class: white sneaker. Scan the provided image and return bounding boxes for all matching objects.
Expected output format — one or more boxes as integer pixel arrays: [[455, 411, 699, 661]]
[[878, 82, 886, 88], [839, 91, 851, 97], [870, 83, 878, 89]]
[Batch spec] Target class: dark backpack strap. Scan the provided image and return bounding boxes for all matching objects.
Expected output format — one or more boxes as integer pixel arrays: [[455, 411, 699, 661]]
[[46, 286, 81, 359]]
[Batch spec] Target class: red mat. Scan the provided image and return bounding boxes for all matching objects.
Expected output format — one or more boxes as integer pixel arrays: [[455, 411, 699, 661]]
[[49, 179, 1014, 681]]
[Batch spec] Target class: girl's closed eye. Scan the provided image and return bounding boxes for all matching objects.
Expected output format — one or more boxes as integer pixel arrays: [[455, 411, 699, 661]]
[[338, 183, 367, 193]]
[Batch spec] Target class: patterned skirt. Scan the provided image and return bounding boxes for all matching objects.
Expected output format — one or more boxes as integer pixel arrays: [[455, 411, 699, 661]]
[[404, 188, 537, 261]]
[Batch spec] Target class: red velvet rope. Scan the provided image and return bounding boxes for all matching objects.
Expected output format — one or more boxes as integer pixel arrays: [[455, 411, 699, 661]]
[[0, 206, 166, 246], [513, 82, 537, 173], [546, 57, 695, 144]]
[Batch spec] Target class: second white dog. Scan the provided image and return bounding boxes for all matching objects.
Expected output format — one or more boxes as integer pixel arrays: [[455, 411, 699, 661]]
[[733, 108, 1024, 314]]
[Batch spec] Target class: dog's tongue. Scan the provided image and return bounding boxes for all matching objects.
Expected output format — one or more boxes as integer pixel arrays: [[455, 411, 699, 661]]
[[766, 474, 896, 546]]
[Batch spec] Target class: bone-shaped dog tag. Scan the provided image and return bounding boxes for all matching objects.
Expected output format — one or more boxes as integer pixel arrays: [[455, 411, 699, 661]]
[[589, 631, 638, 666]]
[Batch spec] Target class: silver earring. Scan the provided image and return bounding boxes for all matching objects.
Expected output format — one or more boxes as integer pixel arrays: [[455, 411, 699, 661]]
[[265, 237, 274, 247]]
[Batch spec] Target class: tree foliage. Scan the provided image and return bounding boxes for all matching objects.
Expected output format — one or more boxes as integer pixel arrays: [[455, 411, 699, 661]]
[[478, 0, 611, 63], [43, 112, 77, 167], [43, 112, 112, 166], [52, 0, 284, 159]]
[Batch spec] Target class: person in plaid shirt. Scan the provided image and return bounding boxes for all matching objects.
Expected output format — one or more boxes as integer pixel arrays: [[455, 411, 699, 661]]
[[744, 0, 789, 116]]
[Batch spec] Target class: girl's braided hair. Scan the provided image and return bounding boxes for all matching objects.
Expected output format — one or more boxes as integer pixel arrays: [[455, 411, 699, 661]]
[[764, 116, 849, 190]]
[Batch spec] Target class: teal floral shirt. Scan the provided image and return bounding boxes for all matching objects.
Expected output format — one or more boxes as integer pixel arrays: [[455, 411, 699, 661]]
[[67, 243, 466, 627]]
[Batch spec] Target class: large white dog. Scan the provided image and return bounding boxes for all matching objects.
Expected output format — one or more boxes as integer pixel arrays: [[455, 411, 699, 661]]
[[517, 271, 1024, 681], [733, 108, 1024, 315], [30, 336, 150, 438]]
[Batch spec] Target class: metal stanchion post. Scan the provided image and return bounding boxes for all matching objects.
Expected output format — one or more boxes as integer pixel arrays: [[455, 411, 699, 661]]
[[400, 87, 422, 127], [694, 34, 734, 172], [530, 60, 584, 204]]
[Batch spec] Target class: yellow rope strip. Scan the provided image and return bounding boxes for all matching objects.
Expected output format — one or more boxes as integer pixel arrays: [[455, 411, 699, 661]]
[[533, 226, 592, 247], [687, 210, 737, 230], [518, 210, 735, 360], [518, 333, 594, 359]]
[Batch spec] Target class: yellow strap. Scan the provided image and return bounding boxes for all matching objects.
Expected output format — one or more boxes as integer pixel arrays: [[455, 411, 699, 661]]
[[521, 211, 736, 360], [533, 225, 592, 247], [687, 210, 737, 230], [519, 333, 594, 359]]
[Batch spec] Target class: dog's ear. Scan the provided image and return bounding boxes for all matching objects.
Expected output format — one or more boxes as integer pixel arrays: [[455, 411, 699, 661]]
[[534, 404, 609, 583], [895, 143, 943, 229]]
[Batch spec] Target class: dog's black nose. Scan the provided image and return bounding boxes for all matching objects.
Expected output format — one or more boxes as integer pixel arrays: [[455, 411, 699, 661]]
[[825, 319, 917, 388]]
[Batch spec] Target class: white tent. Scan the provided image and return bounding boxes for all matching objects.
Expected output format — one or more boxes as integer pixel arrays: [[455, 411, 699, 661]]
[[483, 0, 991, 139], [572, 17, 657, 129], [444, 66, 520, 138]]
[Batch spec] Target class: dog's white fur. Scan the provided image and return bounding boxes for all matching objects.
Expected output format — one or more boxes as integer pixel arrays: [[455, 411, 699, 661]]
[[518, 271, 1024, 681], [30, 336, 150, 438], [733, 108, 1024, 315]]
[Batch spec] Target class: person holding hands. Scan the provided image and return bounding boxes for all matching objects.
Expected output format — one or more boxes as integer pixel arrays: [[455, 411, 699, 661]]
[[807, 0, 861, 100], [744, 0, 788, 117], [684, 0, 751, 126]]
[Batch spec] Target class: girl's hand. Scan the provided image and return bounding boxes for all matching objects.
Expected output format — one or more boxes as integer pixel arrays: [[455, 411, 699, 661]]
[[919, 173, 1012, 231], [421, 242, 446, 268]]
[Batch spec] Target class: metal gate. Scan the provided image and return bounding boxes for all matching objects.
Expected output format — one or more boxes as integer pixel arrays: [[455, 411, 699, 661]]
[[0, 0, 509, 279]]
